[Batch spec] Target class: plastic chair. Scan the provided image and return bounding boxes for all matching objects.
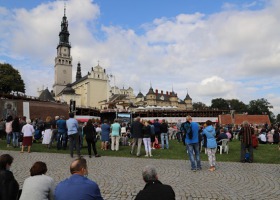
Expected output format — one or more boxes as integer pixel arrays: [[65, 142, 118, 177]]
[[217, 139, 229, 154]]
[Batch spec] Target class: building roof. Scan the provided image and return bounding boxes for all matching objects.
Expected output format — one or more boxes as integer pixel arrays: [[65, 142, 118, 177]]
[[184, 93, 192, 100], [218, 114, 270, 125], [38, 88, 55, 101], [60, 84, 76, 95], [136, 92, 144, 98], [146, 87, 155, 95]]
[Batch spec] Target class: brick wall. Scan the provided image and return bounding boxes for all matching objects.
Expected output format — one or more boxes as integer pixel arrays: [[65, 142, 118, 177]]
[[219, 114, 270, 125]]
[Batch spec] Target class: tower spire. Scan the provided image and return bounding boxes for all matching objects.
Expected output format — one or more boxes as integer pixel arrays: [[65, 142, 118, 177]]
[[76, 62, 82, 81]]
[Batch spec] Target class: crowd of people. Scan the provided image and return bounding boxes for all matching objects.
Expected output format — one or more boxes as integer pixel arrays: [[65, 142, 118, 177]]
[[1, 114, 280, 162], [1, 114, 280, 199]]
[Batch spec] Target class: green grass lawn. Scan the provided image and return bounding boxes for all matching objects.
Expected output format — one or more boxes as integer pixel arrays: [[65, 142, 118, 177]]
[[0, 138, 279, 164]]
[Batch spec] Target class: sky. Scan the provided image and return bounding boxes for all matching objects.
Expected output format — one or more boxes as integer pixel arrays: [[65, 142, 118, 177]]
[[0, 0, 280, 116]]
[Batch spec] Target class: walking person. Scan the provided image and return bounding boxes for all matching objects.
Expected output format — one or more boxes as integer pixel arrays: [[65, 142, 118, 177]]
[[160, 119, 169, 149], [130, 116, 143, 157], [143, 120, 152, 157], [12, 116, 21, 148], [202, 120, 217, 171], [21, 119, 35, 153], [66, 113, 80, 158], [83, 119, 100, 158], [110, 119, 121, 151], [183, 116, 201, 171]]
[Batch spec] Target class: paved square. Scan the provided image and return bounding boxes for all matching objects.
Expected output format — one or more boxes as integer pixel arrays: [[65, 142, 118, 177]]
[[1, 150, 279, 200]]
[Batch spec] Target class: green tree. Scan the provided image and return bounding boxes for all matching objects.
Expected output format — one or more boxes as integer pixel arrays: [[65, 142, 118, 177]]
[[0, 63, 25, 94], [211, 98, 229, 110], [228, 99, 248, 113], [193, 102, 208, 110], [247, 98, 272, 115], [276, 114, 280, 123]]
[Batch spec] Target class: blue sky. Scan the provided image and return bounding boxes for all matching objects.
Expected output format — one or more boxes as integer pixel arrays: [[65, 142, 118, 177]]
[[1, 0, 280, 115]]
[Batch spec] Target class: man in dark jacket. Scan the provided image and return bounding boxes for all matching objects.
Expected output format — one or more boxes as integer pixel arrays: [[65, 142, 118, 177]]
[[135, 165, 175, 200], [0, 154, 19, 200], [130, 116, 143, 157]]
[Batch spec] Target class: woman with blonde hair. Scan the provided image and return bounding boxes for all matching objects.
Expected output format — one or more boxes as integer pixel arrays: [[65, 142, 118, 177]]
[[21, 119, 35, 153], [42, 116, 52, 147]]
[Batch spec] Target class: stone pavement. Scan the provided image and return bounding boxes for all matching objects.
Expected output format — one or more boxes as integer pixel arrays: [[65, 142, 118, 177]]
[[1, 150, 279, 200]]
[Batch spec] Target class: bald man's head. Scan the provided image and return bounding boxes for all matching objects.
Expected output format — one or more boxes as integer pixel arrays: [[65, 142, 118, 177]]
[[70, 158, 87, 175]]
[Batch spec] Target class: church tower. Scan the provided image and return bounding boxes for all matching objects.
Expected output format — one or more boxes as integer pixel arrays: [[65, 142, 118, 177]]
[[53, 6, 73, 96]]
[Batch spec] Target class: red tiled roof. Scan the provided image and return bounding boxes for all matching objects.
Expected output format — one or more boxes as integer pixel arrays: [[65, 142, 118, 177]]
[[218, 114, 270, 125]]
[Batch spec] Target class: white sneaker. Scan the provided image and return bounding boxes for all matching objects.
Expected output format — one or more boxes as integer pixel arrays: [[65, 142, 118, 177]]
[[149, 154, 153, 157], [145, 154, 148, 157]]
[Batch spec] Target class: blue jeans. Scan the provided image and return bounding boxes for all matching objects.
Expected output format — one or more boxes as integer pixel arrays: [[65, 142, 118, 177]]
[[57, 132, 67, 150], [161, 133, 169, 149], [186, 143, 201, 170], [6, 133, 12, 144], [12, 132, 19, 147]]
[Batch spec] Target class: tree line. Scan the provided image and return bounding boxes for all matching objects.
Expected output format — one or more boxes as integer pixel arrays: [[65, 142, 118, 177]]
[[193, 98, 279, 124]]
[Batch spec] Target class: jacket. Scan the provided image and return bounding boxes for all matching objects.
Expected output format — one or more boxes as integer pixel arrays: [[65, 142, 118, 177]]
[[184, 122, 199, 144], [135, 180, 175, 200], [202, 125, 217, 148], [0, 170, 19, 200], [131, 121, 143, 138]]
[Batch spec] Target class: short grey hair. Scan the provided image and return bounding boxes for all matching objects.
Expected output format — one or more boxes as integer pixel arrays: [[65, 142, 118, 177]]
[[142, 165, 157, 182], [26, 119, 31, 124], [186, 115, 192, 121]]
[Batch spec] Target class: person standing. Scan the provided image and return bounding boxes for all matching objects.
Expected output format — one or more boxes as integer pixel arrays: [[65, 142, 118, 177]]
[[130, 116, 143, 157], [239, 121, 254, 163], [5, 115, 13, 148], [153, 119, 161, 143], [54, 158, 103, 200], [66, 113, 80, 158], [110, 119, 121, 151], [100, 119, 110, 150], [83, 119, 101, 158], [143, 120, 152, 157], [12, 117, 21, 148], [20, 161, 55, 200], [21, 119, 35, 153], [202, 120, 217, 171], [135, 165, 175, 200], [42, 116, 53, 147], [0, 154, 19, 200], [56, 116, 67, 150], [160, 119, 169, 149], [183, 116, 201, 171], [48, 116, 59, 149]]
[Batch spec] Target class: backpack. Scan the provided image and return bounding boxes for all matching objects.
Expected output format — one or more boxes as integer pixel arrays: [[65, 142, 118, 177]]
[[182, 122, 193, 140]]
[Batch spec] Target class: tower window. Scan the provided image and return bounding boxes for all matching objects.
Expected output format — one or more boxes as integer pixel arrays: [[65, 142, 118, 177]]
[[98, 75, 100, 78], [69, 61, 71, 64]]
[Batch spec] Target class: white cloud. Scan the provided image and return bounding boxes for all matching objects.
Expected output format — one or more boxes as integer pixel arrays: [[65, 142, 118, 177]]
[[1, 0, 280, 116]]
